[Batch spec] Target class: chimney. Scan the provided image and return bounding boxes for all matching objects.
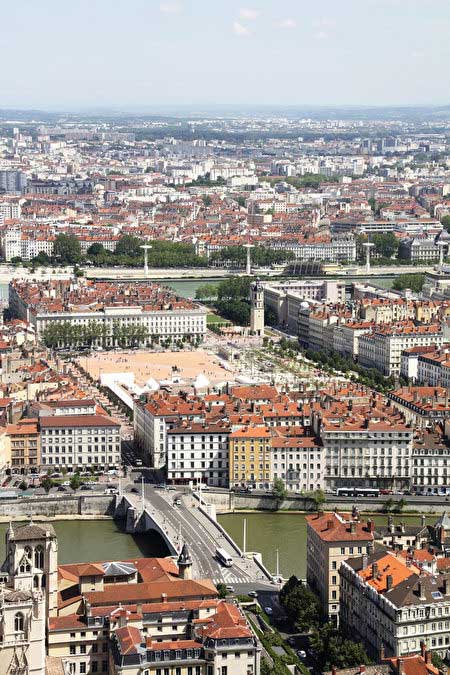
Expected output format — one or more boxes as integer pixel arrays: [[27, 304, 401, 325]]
[[420, 642, 426, 659], [161, 593, 168, 603], [362, 554, 368, 569], [359, 667, 366, 674], [372, 562, 379, 578], [137, 602, 143, 615], [332, 667, 337, 675], [350, 522, 356, 534], [327, 519, 334, 530], [386, 575, 393, 591], [398, 658, 406, 675], [367, 519, 375, 533], [418, 581, 426, 600], [425, 650, 431, 666], [445, 578, 450, 596]]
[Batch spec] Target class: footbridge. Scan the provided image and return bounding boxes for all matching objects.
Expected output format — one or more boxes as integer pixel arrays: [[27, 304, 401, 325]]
[[114, 486, 273, 586]]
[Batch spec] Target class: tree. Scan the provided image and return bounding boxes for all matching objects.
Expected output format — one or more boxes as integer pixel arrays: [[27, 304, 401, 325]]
[[280, 576, 323, 631], [216, 583, 228, 599], [115, 234, 144, 258], [87, 242, 105, 256], [70, 473, 82, 491], [18, 481, 28, 491], [432, 653, 444, 670], [273, 477, 287, 501], [202, 195, 212, 207], [392, 273, 425, 293], [33, 251, 51, 265], [53, 233, 82, 264], [372, 232, 399, 259], [41, 477, 53, 493], [310, 624, 370, 670], [53, 233, 81, 265]]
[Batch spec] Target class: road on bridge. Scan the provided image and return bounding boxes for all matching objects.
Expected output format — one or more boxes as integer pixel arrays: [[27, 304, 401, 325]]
[[141, 483, 273, 589]]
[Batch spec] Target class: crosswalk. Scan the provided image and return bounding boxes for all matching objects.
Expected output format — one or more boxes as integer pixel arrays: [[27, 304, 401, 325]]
[[212, 576, 250, 585]]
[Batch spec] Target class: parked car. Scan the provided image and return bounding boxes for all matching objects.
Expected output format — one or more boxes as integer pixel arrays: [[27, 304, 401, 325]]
[[225, 585, 235, 593], [264, 607, 273, 615], [248, 591, 258, 598], [296, 650, 307, 659]]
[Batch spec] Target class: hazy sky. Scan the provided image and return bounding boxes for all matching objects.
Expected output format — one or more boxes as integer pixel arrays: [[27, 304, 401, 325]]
[[2, 0, 449, 109]]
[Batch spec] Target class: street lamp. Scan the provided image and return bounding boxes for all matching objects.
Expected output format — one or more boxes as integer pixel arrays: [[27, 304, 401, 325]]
[[140, 244, 152, 276]]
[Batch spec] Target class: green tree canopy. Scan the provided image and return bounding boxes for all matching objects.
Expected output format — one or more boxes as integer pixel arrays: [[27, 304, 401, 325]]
[[115, 234, 143, 258], [87, 242, 106, 256], [392, 273, 425, 293], [53, 233, 82, 264], [280, 576, 323, 631], [372, 232, 399, 259], [310, 624, 370, 670]]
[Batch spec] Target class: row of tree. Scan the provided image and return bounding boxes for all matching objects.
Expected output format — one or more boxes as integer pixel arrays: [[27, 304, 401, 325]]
[[23, 234, 206, 268], [209, 245, 294, 267], [42, 320, 149, 349]]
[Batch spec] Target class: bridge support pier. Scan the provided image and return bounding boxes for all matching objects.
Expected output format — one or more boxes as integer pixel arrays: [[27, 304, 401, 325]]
[[125, 506, 139, 533]]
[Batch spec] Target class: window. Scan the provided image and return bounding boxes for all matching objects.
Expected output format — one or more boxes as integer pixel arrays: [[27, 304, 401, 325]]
[[35, 546, 44, 569], [102, 662, 108, 672], [80, 664, 86, 675], [80, 645, 86, 654], [92, 663, 98, 673], [70, 645, 76, 655], [14, 613, 24, 632], [222, 668, 228, 675]]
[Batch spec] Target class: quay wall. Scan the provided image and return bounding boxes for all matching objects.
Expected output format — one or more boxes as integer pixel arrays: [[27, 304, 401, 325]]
[[0, 495, 114, 521]]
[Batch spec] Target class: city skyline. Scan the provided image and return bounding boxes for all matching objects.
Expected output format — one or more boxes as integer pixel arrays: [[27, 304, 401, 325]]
[[2, 0, 450, 108]]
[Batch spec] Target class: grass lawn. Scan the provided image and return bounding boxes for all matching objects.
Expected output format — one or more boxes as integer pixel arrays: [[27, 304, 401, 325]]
[[207, 313, 232, 326]]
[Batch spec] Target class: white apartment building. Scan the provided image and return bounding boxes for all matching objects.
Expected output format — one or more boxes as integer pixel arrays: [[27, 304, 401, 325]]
[[272, 436, 324, 492], [9, 281, 207, 344], [359, 327, 444, 376], [134, 396, 205, 469], [332, 322, 374, 358], [0, 228, 54, 262], [167, 422, 230, 486], [412, 435, 450, 490], [340, 550, 450, 659], [40, 414, 121, 470], [272, 237, 356, 263], [264, 280, 346, 330], [319, 418, 414, 490]]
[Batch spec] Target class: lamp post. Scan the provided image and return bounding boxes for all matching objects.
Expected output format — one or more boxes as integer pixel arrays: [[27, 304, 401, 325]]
[[140, 244, 152, 276], [243, 243, 254, 276], [362, 242, 375, 274]]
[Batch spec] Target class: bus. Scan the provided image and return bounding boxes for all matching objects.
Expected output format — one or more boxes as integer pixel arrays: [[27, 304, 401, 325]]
[[336, 487, 380, 498], [215, 548, 233, 567]]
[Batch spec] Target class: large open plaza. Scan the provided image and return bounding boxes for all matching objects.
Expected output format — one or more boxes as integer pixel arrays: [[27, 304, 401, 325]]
[[79, 348, 236, 386]]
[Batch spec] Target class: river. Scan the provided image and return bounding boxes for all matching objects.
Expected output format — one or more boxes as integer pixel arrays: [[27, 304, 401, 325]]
[[0, 513, 435, 578]]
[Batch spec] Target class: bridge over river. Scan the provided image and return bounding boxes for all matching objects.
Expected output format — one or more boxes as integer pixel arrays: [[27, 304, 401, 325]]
[[114, 483, 273, 588]]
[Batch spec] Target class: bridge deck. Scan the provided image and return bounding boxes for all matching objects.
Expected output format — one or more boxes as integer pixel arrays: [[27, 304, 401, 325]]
[[123, 484, 272, 586]]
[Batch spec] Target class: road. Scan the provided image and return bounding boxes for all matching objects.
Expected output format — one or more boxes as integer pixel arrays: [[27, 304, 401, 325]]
[[139, 483, 273, 588]]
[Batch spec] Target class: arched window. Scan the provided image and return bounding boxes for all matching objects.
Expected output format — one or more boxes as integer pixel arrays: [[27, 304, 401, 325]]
[[24, 546, 32, 560], [33, 575, 39, 589], [19, 555, 31, 574], [14, 613, 24, 632], [41, 574, 46, 589], [34, 546, 44, 570]]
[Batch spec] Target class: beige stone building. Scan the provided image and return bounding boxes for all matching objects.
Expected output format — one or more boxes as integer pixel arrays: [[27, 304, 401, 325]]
[[306, 511, 374, 625]]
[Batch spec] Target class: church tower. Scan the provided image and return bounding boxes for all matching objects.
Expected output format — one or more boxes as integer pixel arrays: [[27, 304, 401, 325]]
[[6, 521, 59, 617], [177, 543, 193, 580], [250, 280, 264, 336]]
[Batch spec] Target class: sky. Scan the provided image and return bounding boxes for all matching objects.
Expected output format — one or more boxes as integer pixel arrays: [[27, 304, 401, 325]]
[[1, 0, 450, 110]]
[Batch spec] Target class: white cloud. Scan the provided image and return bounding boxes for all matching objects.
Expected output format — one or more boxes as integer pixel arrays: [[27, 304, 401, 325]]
[[159, 2, 181, 13], [277, 18, 296, 29], [315, 18, 336, 28], [314, 31, 328, 40], [233, 21, 250, 36], [239, 8, 259, 20]]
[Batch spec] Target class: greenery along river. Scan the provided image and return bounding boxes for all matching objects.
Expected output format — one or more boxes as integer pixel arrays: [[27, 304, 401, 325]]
[[0, 513, 437, 578]]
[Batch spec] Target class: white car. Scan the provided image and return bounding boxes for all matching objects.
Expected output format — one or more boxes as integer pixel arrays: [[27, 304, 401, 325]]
[[264, 607, 273, 615]]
